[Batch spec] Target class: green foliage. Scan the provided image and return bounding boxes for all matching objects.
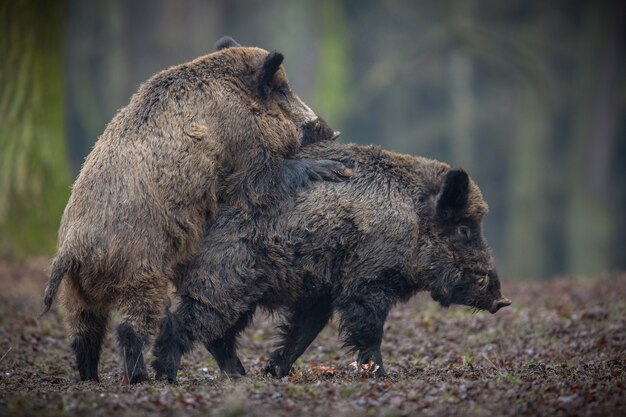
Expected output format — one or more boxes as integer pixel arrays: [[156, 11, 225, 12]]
[[0, 0, 70, 258]]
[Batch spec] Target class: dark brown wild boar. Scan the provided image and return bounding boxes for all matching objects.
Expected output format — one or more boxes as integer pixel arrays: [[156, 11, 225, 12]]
[[41, 37, 348, 384], [152, 141, 511, 381]]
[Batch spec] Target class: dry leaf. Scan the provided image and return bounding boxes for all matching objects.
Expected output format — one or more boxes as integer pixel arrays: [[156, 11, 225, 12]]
[[350, 360, 380, 374], [309, 364, 337, 376]]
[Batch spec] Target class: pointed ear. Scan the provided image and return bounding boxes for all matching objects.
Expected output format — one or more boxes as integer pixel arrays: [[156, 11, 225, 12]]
[[215, 36, 241, 50], [436, 168, 469, 220], [258, 51, 284, 99]]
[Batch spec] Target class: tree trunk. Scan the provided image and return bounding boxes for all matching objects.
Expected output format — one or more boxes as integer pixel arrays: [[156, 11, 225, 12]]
[[566, 1, 622, 276], [504, 89, 549, 279], [0, 0, 71, 258]]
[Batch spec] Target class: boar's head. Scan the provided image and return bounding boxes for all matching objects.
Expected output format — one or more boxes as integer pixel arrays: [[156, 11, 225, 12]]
[[215, 36, 340, 147], [424, 168, 511, 314]]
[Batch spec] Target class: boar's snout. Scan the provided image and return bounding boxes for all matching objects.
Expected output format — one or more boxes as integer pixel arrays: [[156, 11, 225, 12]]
[[301, 117, 340, 146], [489, 297, 512, 314]]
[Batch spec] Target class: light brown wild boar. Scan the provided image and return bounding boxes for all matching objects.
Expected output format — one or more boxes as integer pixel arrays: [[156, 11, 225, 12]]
[[42, 37, 348, 383]]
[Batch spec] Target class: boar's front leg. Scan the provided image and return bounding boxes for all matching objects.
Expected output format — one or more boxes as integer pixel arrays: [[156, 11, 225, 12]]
[[263, 294, 333, 378], [337, 291, 391, 377], [204, 309, 255, 377], [278, 158, 352, 193]]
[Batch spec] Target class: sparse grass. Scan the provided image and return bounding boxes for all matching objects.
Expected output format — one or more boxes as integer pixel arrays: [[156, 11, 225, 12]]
[[0, 260, 624, 416]]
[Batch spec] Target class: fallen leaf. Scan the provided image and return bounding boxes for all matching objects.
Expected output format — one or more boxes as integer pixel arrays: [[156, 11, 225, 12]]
[[309, 364, 336, 376], [350, 360, 380, 374]]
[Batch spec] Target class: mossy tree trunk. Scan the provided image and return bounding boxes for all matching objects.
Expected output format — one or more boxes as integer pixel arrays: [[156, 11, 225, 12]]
[[0, 0, 71, 258]]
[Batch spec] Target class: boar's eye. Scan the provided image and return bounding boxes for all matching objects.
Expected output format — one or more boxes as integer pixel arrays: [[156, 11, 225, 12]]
[[457, 225, 471, 241], [477, 274, 489, 289], [276, 85, 290, 100]]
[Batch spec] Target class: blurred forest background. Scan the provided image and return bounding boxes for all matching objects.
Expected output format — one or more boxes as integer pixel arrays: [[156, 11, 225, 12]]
[[1, 0, 625, 280]]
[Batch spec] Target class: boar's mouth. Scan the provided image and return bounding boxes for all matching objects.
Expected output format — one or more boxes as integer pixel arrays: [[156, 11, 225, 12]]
[[301, 117, 340, 146]]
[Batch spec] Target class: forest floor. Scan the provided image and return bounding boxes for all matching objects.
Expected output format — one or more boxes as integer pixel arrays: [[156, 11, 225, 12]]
[[0, 259, 624, 417]]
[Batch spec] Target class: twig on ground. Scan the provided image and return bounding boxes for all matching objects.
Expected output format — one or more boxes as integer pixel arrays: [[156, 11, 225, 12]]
[[0, 346, 13, 364]]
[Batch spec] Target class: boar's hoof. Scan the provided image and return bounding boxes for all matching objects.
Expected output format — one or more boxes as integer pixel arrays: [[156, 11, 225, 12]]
[[152, 358, 178, 383], [217, 356, 246, 377], [262, 353, 290, 378], [125, 368, 149, 384], [263, 363, 289, 379], [219, 359, 246, 379]]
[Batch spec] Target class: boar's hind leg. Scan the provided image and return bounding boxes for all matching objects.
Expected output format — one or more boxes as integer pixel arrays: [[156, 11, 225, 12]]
[[117, 277, 168, 384], [66, 305, 109, 381], [153, 243, 259, 381], [263, 296, 333, 378], [116, 323, 149, 384], [337, 294, 390, 377], [153, 300, 254, 382], [205, 309, 255, 377]]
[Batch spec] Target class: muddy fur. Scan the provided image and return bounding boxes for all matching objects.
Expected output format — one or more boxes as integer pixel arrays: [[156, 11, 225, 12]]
[[42, 38, 347, 383], [152, 141, 511, 381]]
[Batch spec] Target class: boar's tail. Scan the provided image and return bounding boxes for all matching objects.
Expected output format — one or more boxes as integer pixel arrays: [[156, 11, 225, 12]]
[[42, 253, 74, 315]]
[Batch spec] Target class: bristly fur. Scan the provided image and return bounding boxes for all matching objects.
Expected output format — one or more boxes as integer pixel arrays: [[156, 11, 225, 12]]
[[42, 254, 74, 315], [43, 36, 347, 383], [153, 141, 510, 380]]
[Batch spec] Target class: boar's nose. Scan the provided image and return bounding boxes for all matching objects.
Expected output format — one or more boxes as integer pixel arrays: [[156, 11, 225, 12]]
[[301, 118, 339, 145], [490, 297, 512, 314]]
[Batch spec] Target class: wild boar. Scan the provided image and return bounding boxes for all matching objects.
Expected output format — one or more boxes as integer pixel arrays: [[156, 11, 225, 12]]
[[152, 141, 511, 381], [42, 37, 348, 383]]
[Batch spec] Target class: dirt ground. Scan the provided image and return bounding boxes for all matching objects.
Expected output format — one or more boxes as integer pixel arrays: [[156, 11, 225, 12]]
[[0, 259, 624, 417]]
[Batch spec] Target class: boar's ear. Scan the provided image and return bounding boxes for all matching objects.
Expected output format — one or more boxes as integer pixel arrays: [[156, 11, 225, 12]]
[[258, 51, 284, 99], [436, 168, 469, 220], [215, 36, 241, 50]]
